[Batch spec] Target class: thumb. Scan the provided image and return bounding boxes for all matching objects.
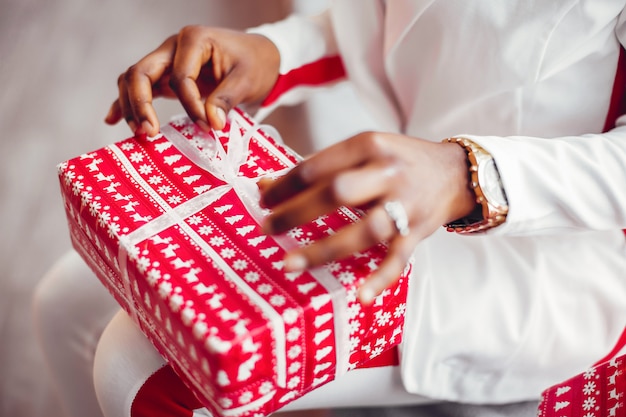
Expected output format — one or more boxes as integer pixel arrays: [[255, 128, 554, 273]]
[[205, 66, 251, 130]]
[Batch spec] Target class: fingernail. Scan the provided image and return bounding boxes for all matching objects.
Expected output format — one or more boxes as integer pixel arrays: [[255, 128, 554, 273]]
[[284, 253, 308, 272], [358, 286, 376, 305], [141, 120, 154, 136], [215, 107, 227, 130]]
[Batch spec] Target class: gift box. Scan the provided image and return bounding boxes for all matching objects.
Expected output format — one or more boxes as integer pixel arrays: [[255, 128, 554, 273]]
[[58, 108, 410, 417]]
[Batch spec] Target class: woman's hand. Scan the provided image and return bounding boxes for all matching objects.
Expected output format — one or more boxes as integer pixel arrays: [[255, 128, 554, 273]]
[[105, 26, 280, 136], [259, 132, 477, 303]]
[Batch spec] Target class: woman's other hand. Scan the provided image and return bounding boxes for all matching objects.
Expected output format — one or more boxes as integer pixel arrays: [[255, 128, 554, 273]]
[[259, 132, 476, 303]]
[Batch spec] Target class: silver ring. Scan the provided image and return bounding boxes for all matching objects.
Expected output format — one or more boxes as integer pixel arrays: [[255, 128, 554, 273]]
[[383, 200, 410, 237]]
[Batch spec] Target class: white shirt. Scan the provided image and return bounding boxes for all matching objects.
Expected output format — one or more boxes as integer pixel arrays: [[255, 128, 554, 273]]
[[250, 0, 626, 403]]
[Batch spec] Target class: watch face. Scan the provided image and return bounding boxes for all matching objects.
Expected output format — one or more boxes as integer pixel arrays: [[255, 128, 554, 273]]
[[478, 158, 508, 208]]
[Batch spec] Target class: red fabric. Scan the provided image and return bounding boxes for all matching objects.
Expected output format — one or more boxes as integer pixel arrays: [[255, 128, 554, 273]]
[[603, 48, 626, 132], [357, 346, 399, 368], [261, 55, 346, 107], [131, 366, 202, 417]]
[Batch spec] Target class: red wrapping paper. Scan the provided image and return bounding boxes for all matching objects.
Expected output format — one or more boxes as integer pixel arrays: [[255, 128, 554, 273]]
[[538, 355, 626, 417], [58, 108, 410, 417]]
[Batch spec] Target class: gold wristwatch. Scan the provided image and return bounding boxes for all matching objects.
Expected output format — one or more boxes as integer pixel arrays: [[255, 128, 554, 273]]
[[443, 137, 509, 234]]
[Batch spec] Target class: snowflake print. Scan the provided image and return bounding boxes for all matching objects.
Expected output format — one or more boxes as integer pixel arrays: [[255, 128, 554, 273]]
[[147, 269, 162, 285], [232, 259, 248, 271], [349, 336, 360, 351], [210, 236, 225, 246], [220, 248, 235, 259], [326, 262, 341, 273], [393, 303, 406, 318], [347, 304, 361, 319], [126, 245, 140, 259], [198, 225, 214, 235], [80, 191, 93, 206], [582, 397, 596, 411], [138, 164, 153, 175], [287, 345, 302, 359], [270, 294, 286, 307], [187, 215, 203, 225], [345, 288, 358, 304], [257, 284, 272, 295], [238, 391, 253, 404], [582, 381, 596, 396], [583, 368, 597, 380], [244, 271, 260, 283], [89, 200, 102, 217], [120, 142, 135, 151], [169, 293, 184, 311], [374, 311, 392, 327], [148, 175, 163, 185], [158, 281, 173, 299], [282, 308, 299, 325], [286, 327, 301, 342], [371, 346, 384, 358], [287, 228, 303, 239], [218, 398, 233, 409], [136, 256, 151, 272], [97, 211, 111, 228], [72, 180, 84, 195], [107, 222, 121, 238], [298, 237, 313, 246], [287, 376, 301, 389], [583, 412, 596, 417], [167, 195, 182, 205], [348, 320, 361, 334], [63, 170, 76, 185], [129, 151, 144, 163], [258, 381, 273, 395], [338, 271, 356, 285], [288, 362, 302, 374], [158, 185, 172, 195]]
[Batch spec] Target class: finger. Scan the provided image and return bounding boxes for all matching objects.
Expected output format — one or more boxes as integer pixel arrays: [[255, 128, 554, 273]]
[[116, 73, 137, 133], [261, 133, 397, 208], [124, 37, 178, 136], [169, 27, 213, 130], [105, 99, 122, 125], [357, 232, 421, 305], [204, 64, 252, 130], [282, 206, 396, 272], [263, 180, 338, 235]]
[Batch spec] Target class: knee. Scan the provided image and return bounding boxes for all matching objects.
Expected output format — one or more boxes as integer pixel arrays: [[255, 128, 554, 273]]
[[93, 311, 203, 417], [94, 311, 177, 417]]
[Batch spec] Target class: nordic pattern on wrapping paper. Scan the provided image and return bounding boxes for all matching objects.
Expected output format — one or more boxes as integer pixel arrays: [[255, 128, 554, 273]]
[[58, 109, 409, 417], [538, 355, 626, 417]]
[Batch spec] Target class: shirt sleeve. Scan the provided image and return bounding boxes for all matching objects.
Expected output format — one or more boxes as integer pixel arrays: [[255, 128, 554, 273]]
[[462, 128, 626, 236], [246, 11, 347, 120]]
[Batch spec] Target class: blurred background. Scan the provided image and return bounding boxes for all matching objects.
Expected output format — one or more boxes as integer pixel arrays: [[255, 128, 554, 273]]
[[0, 0, 376, 416]]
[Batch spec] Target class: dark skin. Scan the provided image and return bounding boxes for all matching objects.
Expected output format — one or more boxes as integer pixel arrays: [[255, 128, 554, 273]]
[[106, 25, 476, 304]]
